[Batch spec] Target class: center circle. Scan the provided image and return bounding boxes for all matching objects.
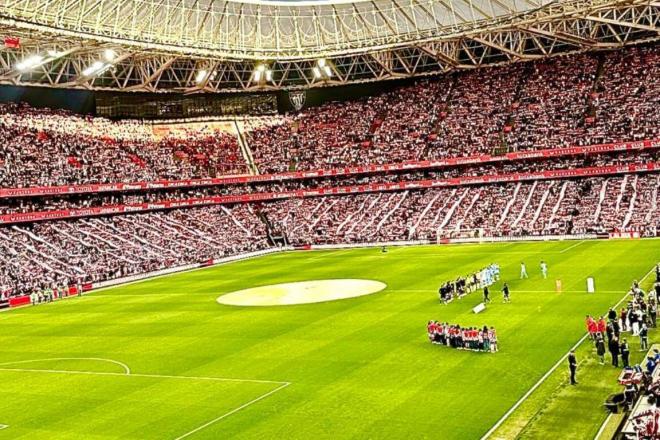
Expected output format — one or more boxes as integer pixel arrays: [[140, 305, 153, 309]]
[[217, 279, 387, 306]]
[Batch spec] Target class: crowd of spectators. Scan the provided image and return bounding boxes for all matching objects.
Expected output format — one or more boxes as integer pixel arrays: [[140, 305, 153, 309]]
[[260, 173, 660, 244], [1, 169, 658, 298], [0, 103, 247, 188], [0, 46, 659, 299], [1, 149, 652, 215], [0, 205, 268, 298], [0, 47, 656, 191], [245, 46, 658, 172]]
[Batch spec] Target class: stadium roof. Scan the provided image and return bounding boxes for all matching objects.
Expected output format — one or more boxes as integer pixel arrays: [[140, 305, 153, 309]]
[[0, 0, 658, 92], [0, 0, 553, 58]]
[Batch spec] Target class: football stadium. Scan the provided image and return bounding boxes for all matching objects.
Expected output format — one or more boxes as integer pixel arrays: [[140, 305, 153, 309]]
[[0, 0, 659, 438]]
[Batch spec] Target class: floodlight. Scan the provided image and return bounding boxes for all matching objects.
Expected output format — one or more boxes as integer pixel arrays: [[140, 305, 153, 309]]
[[16, 55, 44, 71], [195, 69, 208, 84], [82, 61, 104, 76], [103, 49, 116, 62]]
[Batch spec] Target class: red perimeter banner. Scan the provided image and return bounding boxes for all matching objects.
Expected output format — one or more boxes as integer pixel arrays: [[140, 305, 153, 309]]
[[3, 36, 20, 49], [1, 139, 658, 199], [1, 161, 660, 225]]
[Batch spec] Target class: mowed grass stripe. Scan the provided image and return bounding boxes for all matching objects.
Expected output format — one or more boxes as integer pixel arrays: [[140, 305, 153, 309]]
[[0, 240, 657, 439]]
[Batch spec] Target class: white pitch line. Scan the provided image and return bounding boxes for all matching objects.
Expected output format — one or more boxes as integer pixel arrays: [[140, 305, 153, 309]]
[[0, 357, 131, 375], [173, 382, 290, 440], [480, 265, 656, 440], [308, 249, 350, 260], [92, 293, 201, 298], [391, 289, 623, 294], [0, 364, 291, 440], [559, 240, 586, 253], [594, 412, 614, 440], [0, 424, 8, 430], [0, 366, 289, 385]]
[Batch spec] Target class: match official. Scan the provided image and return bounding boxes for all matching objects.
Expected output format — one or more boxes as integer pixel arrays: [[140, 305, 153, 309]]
[[502, 283, 511, 303]]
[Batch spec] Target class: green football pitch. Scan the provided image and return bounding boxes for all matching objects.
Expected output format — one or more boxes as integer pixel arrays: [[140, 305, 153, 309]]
[[0, 239, 658, 439]]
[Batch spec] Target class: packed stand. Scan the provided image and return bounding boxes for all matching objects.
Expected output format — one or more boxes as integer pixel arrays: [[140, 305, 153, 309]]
[[0, 103, 248, 187], [260, 172, 660, 244], [3, 148, 652, 215], [0, 47, 657, 188], [245, 46, 659, 173], [0, 205, 269, 298]]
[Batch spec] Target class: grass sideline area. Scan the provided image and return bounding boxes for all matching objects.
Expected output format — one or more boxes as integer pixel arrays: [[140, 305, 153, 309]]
[[0, 239, 658, 439]]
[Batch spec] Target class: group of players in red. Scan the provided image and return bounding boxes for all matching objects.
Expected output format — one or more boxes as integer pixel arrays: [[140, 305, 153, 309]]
[[586, 315, 608, 337], [427, 321, 498, 353]]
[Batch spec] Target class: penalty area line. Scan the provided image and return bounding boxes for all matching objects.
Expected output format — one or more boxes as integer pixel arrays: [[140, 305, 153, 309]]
[[173, 381, 290, 440], [480, 265, 655, 440], [0, 366, 291, 439]]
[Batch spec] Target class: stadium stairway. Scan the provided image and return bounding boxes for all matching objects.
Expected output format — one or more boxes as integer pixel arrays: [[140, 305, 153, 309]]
[[233, 120, 259, 175], [256, 209, 288, 246]]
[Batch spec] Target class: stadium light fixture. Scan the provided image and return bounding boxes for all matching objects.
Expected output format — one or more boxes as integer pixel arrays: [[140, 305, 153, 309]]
[[81, 50, 121, 77], [82, 60, 105, 77], [195, 69, 208, 84], [103, 49, 116, 62], [313, 59, 333, 81], [16, 55, 44, 71], [253, 64, 272, 84]]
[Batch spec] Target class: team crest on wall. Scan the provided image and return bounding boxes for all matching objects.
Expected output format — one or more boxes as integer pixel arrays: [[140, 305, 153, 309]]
[[289, 90, 306, 111]]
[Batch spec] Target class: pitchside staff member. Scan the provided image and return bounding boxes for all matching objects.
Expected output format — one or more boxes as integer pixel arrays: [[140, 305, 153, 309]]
[[568, 350, 578, 385], [609, 335, 620, 367], [621, 338, 631, 367]]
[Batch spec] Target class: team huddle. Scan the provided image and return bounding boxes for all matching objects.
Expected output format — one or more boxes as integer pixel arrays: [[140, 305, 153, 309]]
[[427, 322, 498, 353]]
